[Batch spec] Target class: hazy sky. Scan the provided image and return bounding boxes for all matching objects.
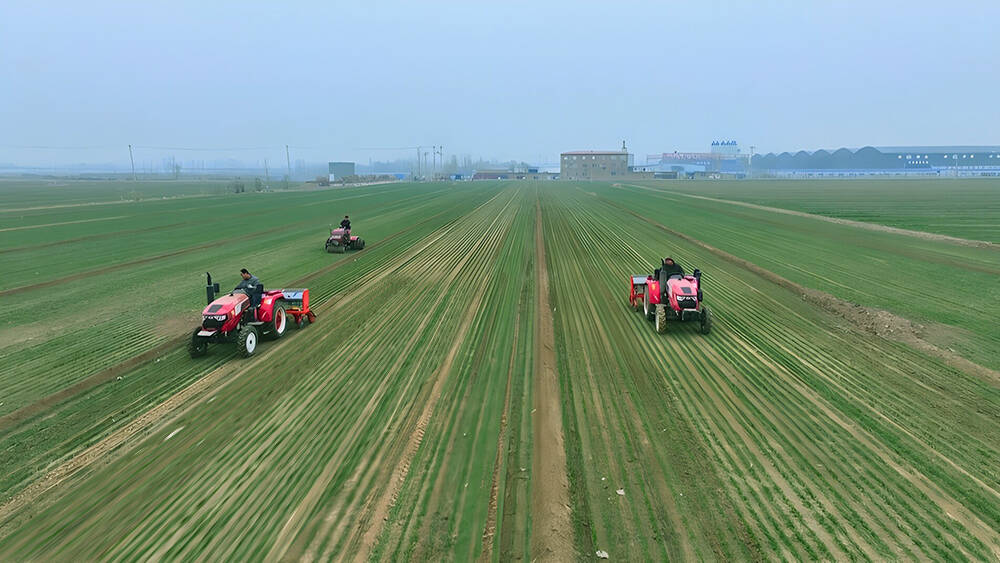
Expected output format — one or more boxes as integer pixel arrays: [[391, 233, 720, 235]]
[[2, 0, 999, 166]]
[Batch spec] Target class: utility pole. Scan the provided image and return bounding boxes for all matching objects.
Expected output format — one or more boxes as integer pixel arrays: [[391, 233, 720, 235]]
[[264, 159, 270, 187], [416, 147, 421, 179], [128, 144, 136, 181], [285, 145, 292, 180]]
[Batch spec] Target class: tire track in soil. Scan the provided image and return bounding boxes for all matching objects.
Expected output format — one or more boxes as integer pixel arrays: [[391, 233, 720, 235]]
[[0, 203, 481, 537], [530, 199, 574, 561], [479, 288, 523, 562]]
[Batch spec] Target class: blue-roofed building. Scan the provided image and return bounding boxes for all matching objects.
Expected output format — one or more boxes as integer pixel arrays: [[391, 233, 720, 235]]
[[751, 146, 1000, 176]]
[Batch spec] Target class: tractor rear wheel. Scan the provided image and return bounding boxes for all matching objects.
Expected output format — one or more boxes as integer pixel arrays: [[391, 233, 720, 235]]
[[655, 304, 668, 334], [356, 238, 365, 250], [643, 287, 655, 321], [237, 325, 259, 357], [269, 303, 287, 339], [700, 306, 713, 335], [188, 329, 208, 358]]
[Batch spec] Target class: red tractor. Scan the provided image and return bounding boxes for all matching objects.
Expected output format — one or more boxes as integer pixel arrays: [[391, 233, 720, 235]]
[[628, 268, 712, 334], [189, 273, 315, 358], [325, 228, 365, 253]]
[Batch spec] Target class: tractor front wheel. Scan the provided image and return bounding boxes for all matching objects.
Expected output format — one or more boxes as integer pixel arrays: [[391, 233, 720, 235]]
[[237, 325, 259, 357], [269, 303, 287, 339], [655, 304, 668, 334], [700, 306, 713, 335], [188, 329, 208, 358]]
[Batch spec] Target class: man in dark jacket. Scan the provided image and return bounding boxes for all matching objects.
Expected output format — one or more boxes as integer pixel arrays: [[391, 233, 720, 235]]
[[234, 268, 262, 304], [340, 215, 351, 230], [654, 257, 685, 280]]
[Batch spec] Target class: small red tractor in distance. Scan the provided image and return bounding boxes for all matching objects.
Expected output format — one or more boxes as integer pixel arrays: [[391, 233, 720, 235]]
[[628, 268, 712, 334], [325, 228, 365, 253], [189, 273, 315, 358]]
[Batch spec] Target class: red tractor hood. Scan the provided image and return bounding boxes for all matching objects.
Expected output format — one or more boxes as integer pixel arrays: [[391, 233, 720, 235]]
[[202, 293, 249, 317], [667, 277, 698, 296]]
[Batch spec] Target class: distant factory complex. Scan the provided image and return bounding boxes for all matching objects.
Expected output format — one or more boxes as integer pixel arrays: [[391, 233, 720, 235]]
[[330, 142, 1000, 183], [560, 141, 1000, 179]]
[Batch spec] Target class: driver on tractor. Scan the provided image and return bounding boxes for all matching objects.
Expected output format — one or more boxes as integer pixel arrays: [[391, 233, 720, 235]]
[[654, 257, 685, 298], [655, 257, 685, 280], [340, 215, 351, 230], [233, 268, 263, 308]]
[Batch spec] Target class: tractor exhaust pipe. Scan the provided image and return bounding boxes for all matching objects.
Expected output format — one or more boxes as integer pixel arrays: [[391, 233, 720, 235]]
[[693, 269, 703, 302], [206, 272, 221, 304]]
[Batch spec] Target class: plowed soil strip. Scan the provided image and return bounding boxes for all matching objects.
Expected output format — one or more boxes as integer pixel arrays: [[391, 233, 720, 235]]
[[530, 199, 573, 560]]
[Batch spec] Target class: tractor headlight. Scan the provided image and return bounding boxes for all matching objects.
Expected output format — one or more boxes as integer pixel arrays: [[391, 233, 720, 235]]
[[211, 315, 226, 321]]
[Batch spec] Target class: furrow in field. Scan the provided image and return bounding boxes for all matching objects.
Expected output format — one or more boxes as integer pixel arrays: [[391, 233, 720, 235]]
[[529, 196, 574, 561]]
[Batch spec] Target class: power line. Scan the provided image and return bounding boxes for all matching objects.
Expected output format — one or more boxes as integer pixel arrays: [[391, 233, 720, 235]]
[[132, 145, 281, 151], [0, 144, 121, 150]]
